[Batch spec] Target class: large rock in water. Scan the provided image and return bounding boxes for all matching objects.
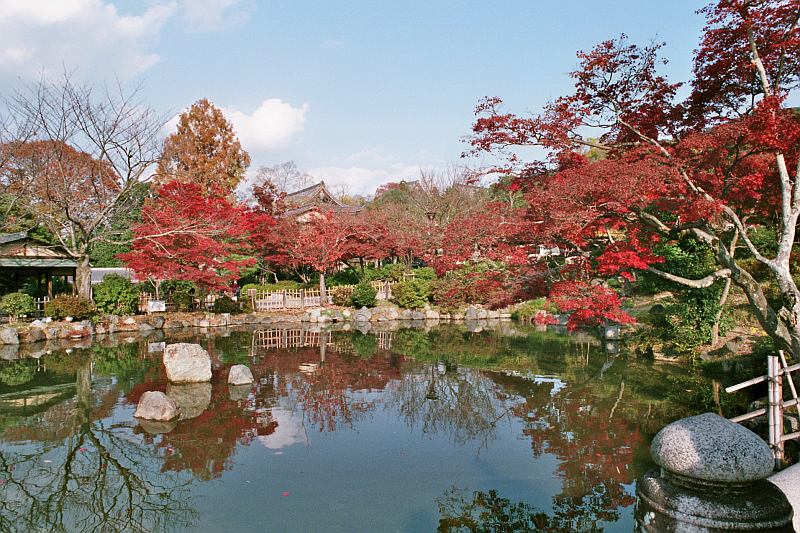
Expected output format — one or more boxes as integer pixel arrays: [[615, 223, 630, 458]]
[[228, 364, 254, 385], [651, 412, 773, 483], [0, 327, 19, 345], [163, 343, 212, 383], [134, 391, 178, 421]]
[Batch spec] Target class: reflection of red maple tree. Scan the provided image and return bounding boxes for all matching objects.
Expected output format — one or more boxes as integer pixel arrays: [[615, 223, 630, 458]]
[[257, 347, 404, 433], [127, 366, 277, 480]]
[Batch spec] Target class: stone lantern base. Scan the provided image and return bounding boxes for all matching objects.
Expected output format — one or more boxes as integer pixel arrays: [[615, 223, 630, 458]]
[[636, 469, 793, 532]]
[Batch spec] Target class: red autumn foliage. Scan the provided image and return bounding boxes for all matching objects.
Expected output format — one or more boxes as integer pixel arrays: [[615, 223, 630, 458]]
[[120, 180, 266, 291], [466, 1, 800, 345]]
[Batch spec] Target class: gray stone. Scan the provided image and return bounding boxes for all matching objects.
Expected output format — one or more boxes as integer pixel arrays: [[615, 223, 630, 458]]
[[651, 413, 774, 483], [425, 309, 440, 320], [0, 327, 19, 345], [228, 364, 254, 385], [166, 382, 211, 420], [637, 469, 792, 531], [769, 463, 800, 532], [29, 320, 45, 329], [163, 343, 212, 383], [464, 306, 479, 320], [354, 307, 372, 322], [134, 391, 178, 421]]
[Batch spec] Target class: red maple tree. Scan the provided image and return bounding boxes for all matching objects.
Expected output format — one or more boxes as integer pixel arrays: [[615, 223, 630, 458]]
[[468, 0, 800, 354], [120, 181, 266, 296]]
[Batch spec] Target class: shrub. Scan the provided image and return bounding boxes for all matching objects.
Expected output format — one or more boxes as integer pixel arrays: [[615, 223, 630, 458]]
[[93, 275, 140, 315], [377, 263, 409, 282], [1, 292, 36, 318], [212, 295, 242, 314], [330, 287, 352, 307], [351, 282, 377, 308], [171, 290, 193, 312], [240, 281, 304, 295], [45, 295, 95, 320], [511, 298, 556, 321], [413, 267, 437, 281], [392, 279, 431, 309], [431, 263, 515, 311]]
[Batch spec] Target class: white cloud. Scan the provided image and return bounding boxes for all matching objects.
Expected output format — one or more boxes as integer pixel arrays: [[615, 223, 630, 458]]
[[226, 98, 310, 153], [257, 407, 307, 450], [322, 39, 343, 49], [0, 0, 176, 79], [308, 163, 421, 196], [178, 0, 252, 32]]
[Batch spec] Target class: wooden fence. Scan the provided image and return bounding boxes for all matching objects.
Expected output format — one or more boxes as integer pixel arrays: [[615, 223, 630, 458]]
[[248, 281, 398, 311], [726, 351, 800, 468], [138, 293, 219, 313], [248, 289, 323, 312]]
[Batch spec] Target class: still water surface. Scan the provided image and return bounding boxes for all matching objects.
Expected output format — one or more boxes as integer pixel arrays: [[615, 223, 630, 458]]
[[0, 323, 727, 532]]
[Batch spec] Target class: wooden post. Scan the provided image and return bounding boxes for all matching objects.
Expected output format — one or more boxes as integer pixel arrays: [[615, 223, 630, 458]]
[[282, 290, 287, 310], [300, 289, 305, 309], [768, 356, 784, 468], [46, 271, 53, 299]]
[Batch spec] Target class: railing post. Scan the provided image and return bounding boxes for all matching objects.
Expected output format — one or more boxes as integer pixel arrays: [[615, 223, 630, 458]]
[[300, 289, 305, 309], [282, 290, 287, 310], [768, 355, 784, 468]]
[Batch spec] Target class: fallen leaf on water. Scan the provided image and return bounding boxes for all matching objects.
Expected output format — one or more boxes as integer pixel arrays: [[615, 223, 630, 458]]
[[282, 491, 290, 497]]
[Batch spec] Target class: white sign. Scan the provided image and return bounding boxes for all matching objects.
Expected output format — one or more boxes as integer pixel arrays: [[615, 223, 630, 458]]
[[147, 300, 166, 313]]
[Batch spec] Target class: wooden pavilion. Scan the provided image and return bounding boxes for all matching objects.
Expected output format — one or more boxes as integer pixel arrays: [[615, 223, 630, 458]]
[[0, 232, 78, 297], [284, 181, 361, 222]]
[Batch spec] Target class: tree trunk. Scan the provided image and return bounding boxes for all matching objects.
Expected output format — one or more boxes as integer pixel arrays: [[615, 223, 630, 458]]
[[319, 272, 327, 305], [76, 256, 92, 300]]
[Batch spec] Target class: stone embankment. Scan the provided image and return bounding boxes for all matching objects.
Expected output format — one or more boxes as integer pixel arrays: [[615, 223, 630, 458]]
[[0, 304, 513, 350]]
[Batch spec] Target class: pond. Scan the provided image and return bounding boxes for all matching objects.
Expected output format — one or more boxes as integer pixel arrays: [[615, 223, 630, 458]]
[[0, 322, 742, 532]]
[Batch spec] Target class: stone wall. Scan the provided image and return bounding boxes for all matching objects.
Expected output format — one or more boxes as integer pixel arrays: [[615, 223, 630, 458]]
[[0, 303, 513, 350]]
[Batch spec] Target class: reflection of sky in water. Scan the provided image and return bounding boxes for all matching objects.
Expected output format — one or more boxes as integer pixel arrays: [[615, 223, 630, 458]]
[[257, 406, 307, 450], [0, 324, 719, 533]]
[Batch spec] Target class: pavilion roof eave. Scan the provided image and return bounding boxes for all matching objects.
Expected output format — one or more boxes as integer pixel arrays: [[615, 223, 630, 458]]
[[0, 258, 78, 268]]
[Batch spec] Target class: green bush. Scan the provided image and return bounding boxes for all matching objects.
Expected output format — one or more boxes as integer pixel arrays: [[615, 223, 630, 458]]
[[413, 267, 437, 281], [330, 287, 352, 307], [392, 279, 431, 309], [171, 290, 193, 312], [212, 295, 242, 314], [378, 263, 409, 282], [1, 292, 36, 318], [45, 295, 95, 320], [93, 274, 140, 315], [351, 282, 377, 308], [240, 281, 304, 294], [511, 298, 556, 321]]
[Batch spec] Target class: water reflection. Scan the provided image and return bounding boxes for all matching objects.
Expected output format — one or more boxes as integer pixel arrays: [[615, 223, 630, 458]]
[[0, 322, 740, 532]]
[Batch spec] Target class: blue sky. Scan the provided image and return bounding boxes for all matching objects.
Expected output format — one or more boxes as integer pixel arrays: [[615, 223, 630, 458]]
[[0, 0, 709, 194]]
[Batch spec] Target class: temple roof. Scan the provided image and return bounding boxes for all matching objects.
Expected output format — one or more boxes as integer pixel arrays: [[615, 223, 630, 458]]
[[0, 232, 78, 268]]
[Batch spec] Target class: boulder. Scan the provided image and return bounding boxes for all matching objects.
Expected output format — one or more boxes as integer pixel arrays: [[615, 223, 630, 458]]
[[651, 412, 773, 483], [134, 391, 178, 421], [354, 307, 372, 322], [166, 382, 212, 420], [464, 306, 479, 321], [163, 343, 212, 383], [228, 364, 254, 385], [0, 327, 19, 345], [425, 309, 440, 321]]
